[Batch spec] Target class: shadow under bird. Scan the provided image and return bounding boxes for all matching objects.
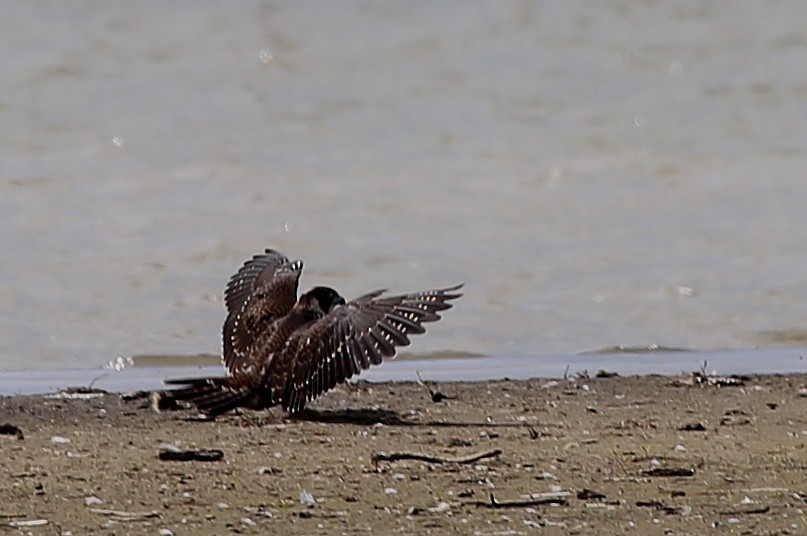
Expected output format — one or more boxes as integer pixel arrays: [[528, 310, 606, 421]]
[[161, 248, 462, 416]]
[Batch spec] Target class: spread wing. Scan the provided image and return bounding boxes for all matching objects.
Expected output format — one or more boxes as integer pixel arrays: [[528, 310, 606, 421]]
[[222, 249, 302, 373], [281, 284, 463, 412], [224, 249, 290, 313]]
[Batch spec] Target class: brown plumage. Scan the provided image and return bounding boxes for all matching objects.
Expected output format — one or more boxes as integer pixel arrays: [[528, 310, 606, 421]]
[[162, 248, 462, 415]]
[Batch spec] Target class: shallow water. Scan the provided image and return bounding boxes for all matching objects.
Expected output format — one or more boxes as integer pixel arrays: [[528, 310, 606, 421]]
[[3, 2, 807, 371], [1, 347, 805, 396]]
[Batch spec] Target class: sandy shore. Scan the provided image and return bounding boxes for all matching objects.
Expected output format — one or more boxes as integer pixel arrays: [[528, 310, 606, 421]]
[[2, 373, 806, 535]]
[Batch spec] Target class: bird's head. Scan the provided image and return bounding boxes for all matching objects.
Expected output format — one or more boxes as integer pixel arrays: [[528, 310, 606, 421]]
[[305, 286, 346, 313], [294, 286, 346, 321]]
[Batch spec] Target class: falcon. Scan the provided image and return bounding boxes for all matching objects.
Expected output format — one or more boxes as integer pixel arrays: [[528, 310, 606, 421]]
[[161, 248, 462, 415]]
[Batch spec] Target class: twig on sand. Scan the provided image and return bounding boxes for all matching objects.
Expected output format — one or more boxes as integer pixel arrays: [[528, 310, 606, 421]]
[[471, 492, 569, 508], [88, 373, 108, 390], [372, 448, 502, 465], [1, 519, 48, 528], [636, 499, 683, 515], [415, 370, 455, 402], [643, 467, 695, 477], [88, 508, 160, 521], [719, 505, 771, 516], [158, 448, 224, 462]]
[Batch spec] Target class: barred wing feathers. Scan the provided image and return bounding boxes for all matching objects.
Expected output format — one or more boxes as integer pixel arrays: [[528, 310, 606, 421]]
[[222, 249, 302, 373], [224, 249, 290, 313], [282, 284, 463, 412]]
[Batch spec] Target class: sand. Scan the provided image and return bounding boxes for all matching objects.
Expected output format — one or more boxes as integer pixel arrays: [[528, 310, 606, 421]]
[[1, 373, 806, 535]]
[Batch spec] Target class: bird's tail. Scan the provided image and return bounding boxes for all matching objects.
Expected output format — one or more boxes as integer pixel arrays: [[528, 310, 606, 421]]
[[159, 376, 253, 416]]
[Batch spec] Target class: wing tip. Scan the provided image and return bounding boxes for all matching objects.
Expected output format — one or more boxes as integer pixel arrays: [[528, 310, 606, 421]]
[[439, 283, 464, 299]]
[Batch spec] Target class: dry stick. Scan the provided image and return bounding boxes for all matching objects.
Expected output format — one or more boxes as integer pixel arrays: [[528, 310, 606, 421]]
[[473, 492, 569, 508], [372, 448, 502, 465], [643, 467, 695, 477], [2, 519, 49, 528], [414, 370, 432, 393], [158, 448, 224, 462], [719, 506, 771, 516], [415, 370, 454, 402], [88, 508, 160, 520]]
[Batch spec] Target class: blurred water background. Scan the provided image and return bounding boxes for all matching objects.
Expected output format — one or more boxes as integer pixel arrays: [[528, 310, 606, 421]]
[[3, 1, 807, 376]]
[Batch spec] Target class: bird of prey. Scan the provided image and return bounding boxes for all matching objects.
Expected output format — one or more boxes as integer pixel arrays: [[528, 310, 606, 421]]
[[161, 248, 462, 416]]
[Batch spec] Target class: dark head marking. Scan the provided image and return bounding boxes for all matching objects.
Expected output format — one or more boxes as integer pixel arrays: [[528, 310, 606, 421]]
[[305, 286, 346, 313]]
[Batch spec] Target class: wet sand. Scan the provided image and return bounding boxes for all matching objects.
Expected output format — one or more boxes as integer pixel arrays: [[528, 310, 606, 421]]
[[2, 374, 806, 535]]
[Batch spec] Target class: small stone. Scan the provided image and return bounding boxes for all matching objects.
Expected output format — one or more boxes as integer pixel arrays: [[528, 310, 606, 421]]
[[299, 489, 316, 505], [430, 501, 450, 513], [84, 496, 103, 506], [51, 436, 71, 444], [258, 466, 282, 475]]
